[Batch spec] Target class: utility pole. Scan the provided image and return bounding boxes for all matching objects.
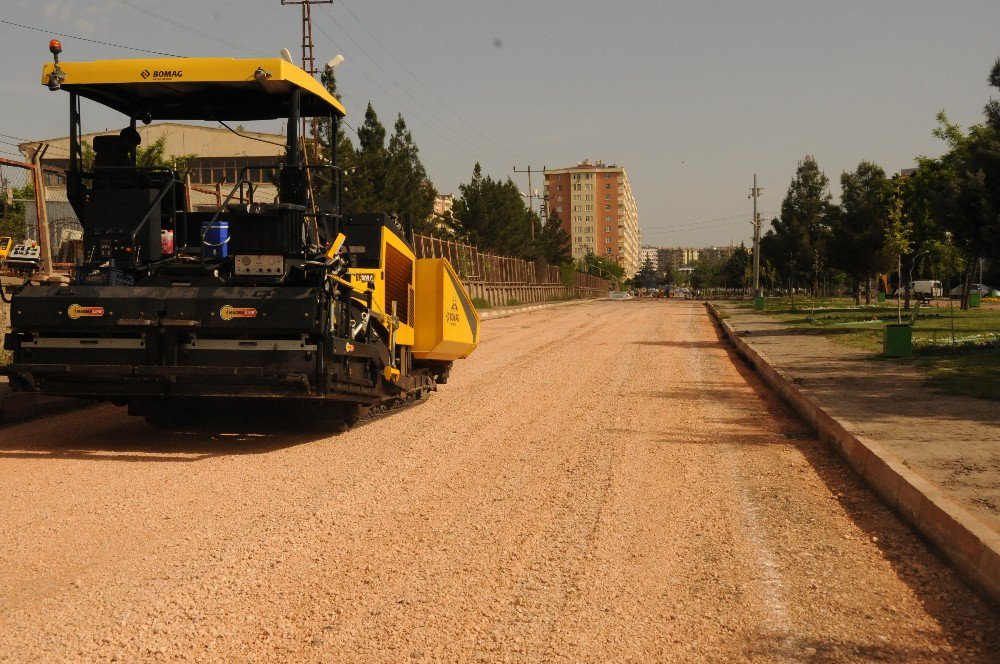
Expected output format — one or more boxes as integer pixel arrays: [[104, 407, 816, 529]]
[[749, 174, 764, 297], [281, 1, 333, 161], [514, 165, 545, 239]]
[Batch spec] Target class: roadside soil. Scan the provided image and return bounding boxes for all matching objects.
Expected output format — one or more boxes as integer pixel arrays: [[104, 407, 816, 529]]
[[715, 301, 1000, 534], [0, 299, 997, 662]]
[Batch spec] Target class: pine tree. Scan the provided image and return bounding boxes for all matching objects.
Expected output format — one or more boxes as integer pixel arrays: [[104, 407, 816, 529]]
[[770, 156, 835, 293], [453, 163, 535, 258], [316, 65, 355, 207], [537, 211, 571, 264], [829, 161, 893, 304]]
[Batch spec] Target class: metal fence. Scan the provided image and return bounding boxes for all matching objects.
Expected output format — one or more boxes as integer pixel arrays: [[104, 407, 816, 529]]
[[413, 233, 608, 305], [1, 157, 83, 274]]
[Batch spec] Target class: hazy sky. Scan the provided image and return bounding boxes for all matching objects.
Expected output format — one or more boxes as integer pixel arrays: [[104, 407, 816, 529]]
[[2, 1, 999, 247]]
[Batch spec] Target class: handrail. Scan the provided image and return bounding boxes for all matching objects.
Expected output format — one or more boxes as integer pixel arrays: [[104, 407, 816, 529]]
[[130, 178, 176, 248]]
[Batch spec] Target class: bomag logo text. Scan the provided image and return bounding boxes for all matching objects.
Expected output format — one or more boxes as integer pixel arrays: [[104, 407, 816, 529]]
[[141, 69, 183, 80]]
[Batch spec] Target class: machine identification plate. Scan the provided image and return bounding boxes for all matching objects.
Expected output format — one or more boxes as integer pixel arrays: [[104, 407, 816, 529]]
[[235, 254, 285, 276], [67, 304, 105, 319], [220, 305, 258, 320]]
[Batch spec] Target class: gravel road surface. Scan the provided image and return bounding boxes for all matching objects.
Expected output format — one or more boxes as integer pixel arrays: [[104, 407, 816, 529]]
[[1, 299, 997, 662]]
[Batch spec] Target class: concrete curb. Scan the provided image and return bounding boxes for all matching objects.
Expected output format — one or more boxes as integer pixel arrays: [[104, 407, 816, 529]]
[[705, 302, 1000, 607], [0, 390, 90, 426], [478, 298, 601, 321]]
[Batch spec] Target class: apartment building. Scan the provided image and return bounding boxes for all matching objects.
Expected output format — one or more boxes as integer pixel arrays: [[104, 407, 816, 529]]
[[640, 245, 659, 269], [658, 247, 700, 272], [544, 160, 640, 276]]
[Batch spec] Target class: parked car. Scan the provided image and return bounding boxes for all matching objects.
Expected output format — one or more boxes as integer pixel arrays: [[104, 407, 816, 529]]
[[948, 283, 998, 298], [609, 291, 632, 300]]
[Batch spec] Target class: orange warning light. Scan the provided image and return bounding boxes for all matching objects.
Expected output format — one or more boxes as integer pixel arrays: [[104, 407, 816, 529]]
[[49, 39, 62, 55]]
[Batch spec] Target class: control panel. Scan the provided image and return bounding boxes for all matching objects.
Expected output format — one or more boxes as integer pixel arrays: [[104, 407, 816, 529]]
[[234, 254, 285, 277], [6, 242, 42, 272]]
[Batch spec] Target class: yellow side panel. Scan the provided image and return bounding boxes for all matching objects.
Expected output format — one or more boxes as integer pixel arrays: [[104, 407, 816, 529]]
[[413, 258, 479, 361]]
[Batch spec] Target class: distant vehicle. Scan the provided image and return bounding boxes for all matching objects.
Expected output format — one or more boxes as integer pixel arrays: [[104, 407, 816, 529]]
[[948, 283, 997, 298], [609, 291, 633, 300], [893, 280, 942, 301]]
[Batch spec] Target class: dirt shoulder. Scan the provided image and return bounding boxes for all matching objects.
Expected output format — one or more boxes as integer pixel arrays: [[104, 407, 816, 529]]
[[714, 300, 1000, 533]]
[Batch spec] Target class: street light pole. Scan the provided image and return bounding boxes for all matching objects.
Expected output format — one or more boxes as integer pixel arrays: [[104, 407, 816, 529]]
[[749, 174, 764, 297]]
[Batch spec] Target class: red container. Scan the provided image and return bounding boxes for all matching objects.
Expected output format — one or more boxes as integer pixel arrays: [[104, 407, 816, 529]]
[[160, 229, 175, 255]]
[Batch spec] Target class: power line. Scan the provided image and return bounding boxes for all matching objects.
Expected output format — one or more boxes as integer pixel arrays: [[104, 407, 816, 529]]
[[640, 213, 750, 232], [338, 2, 527, 163], [115, 0, 270, 57], [0, 134, 71, 156], [315, 7, 516, 167], [311, 20, 475, 181], [0, 18, 183, 57]]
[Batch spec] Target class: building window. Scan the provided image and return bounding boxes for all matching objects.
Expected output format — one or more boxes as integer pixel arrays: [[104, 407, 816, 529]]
[[605, 226, 611, 232], [605, 205, 611, 211], [605, 183, 611, 189], [605, 215, 611, 222], [187, 157, 279, 185], [557, 185, 562, 192], [606, 248, 612, 255], [605, 237, 611, 244]]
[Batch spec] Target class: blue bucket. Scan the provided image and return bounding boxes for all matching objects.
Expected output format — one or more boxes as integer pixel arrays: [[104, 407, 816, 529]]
[[201, 220, 229, 259]]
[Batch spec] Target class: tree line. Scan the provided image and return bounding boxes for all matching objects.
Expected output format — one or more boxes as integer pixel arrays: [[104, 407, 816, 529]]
[[316, 70, 587, 274], [759, 57, 1000, 309]]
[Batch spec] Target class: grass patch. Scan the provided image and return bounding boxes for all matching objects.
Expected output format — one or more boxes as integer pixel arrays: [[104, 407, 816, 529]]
[[505, 298, 523, 307], [471, 297, 491, 309], [916, 347, 1000, 401], [724, 296, 1000, 401], [736, 297, 1000, 353]]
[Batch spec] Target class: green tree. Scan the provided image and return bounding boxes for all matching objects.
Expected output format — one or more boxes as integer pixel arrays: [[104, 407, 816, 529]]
[[883, 186, 911, 322], [385, 113, 436, 226], [341, 103, 436, 225], [135, 136, 197, 175], [925, 112, 1000, 308], [0, 182, 32, 242], [579, 250, 625, 286], [985, 56, 1000, 131], [316, 65, 356, 207], [537, 211, 571, 264], [634, 256, 658, 289], [453, 163, 535, 258], [348, 102, 389, 213], [690, 258, 721, 289], [769, 156, 835, 293], [719, 245, 752, 290], [829, 161, 893, 304]]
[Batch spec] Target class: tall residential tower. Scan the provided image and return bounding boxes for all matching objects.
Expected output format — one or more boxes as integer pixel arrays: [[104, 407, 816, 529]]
[[544, 161, 640, 276]]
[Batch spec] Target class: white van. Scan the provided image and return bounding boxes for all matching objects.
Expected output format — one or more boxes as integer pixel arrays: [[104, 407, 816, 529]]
[[893, 280, 942, 301]]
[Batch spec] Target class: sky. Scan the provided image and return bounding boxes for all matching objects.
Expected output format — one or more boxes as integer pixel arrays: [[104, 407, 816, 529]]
[[2, 0, 999, 248]]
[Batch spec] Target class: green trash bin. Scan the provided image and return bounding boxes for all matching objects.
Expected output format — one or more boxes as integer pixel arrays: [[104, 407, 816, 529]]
[[876, 291, 886, 304], [883, 323, 913, 357], [753, 296, 765, 310], [969, 293, 981, 308]]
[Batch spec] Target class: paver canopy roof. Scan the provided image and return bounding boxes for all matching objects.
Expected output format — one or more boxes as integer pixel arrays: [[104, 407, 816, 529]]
[[41, 57, 346, 120]]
